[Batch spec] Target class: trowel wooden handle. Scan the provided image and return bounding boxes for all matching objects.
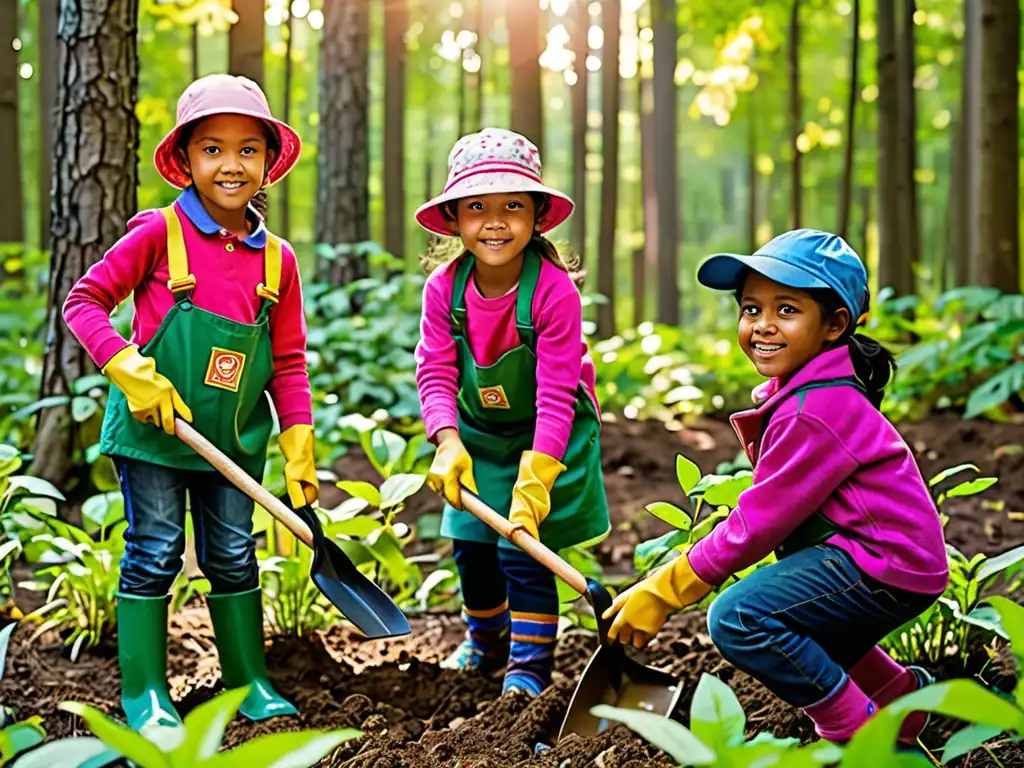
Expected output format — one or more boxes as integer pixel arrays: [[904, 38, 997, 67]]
[[460, 491, 589, 595], [174, 418, 315, 549]]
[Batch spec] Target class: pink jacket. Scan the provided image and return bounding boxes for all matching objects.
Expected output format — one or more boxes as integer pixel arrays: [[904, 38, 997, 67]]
[[688, 345, 949, 596]]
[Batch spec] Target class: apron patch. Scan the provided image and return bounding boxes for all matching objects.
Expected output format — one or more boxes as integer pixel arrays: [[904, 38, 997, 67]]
[[479, 385, 511, 409], [205, 348, 246, 392]]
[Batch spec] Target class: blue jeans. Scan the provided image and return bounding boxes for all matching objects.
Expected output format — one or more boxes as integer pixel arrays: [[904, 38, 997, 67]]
[[707, 544, 939, 708], [454, 539, 559, 614], [117, 458, 258, 597]]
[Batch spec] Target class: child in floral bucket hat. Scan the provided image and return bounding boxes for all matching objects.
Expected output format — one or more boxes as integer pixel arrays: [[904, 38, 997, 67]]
[[415, 128, 610, 697], [63, 74, 316, 729]]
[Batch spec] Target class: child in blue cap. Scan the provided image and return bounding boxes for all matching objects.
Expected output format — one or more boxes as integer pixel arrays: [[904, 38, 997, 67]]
[[604, 229, 948, 746]]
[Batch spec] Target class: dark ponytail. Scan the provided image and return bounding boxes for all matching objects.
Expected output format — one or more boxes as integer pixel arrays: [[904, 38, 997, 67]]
[[806, 288, 897, 410]]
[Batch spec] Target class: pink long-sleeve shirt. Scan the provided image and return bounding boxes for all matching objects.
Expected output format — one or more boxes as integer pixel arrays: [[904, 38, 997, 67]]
[[62, 187, 312, 429], [688, 345, 949, 596], [414, 255, 598, 460]]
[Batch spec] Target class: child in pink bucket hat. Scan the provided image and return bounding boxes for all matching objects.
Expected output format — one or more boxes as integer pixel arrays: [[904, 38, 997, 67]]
[[415, 128, 610, 697], [62, 74, 316, 729]]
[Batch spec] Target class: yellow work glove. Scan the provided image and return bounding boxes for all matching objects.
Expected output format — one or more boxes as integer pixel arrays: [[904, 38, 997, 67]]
[[278, 424, 319, 508], [101, 345, 192, 436], [508, 450, 566, 540], [427, 431, 477, 509], [603, 553, 713, 649]]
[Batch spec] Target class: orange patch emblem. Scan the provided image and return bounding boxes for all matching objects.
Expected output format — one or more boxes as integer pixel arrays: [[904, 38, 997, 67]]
[[479, 385, 511, 409], [204, 348, 246, 393]]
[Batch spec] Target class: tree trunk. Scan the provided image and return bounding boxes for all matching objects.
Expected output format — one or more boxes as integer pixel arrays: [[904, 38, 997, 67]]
[[507, 0, 543, 151], [38, 0, 59, 250], [384, 0, 407, 264], [652, 0, 678, 325], [317, 0, 371, 285], [960, 0, 982, 286], [229, 0, 266, 219], [976, 0, 1020, 291], [33, 0, 140, 488], [640, 50, 655, 322], [896, 0, 919, 278], [875, 0, 913, 295], [596, 0, 620, 338], [570, 0, 589, 265], [837, 0, 859, 239], [279, 9, 293, 238], [0, 0, 24, 243], [787, 0, 801, 229]]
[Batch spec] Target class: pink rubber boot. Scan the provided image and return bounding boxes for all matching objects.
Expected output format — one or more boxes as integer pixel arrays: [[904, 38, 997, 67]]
[[803, 677, 877, 742], [849, 646, 930, 741]]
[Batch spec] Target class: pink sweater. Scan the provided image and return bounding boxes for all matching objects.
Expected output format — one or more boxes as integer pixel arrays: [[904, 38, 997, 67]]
[[62, 195, 312, 430], [688, 346, 949, 595], [415, 256, 598, 460]]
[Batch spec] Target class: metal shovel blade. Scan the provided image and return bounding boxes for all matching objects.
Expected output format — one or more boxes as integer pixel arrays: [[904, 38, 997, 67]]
[[558, 578, 684, 741], [292, 504, 411, 640]]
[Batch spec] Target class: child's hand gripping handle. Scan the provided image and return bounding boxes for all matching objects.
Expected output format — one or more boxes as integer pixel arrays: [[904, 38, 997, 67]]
[[174, 418, 315, 549], [459, 488, 589, 595]]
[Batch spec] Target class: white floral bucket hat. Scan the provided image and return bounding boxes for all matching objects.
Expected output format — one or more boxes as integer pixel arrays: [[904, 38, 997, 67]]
[[414, 127, 574, 236]]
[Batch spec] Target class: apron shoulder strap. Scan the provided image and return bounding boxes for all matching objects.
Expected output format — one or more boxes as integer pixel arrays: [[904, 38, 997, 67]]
[[160, 205, 195, 299], [257, 233, 283, 305], [449, 254, 473, 336], [514, 250, 541, 350], [757, 376, 865, 443]]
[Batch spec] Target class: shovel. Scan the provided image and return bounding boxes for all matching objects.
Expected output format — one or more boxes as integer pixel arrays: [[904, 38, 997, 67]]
[[174, 419, 410, 640], [458, 490, 684, 741]]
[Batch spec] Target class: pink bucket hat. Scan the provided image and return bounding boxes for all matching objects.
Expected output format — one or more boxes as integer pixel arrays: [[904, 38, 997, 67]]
[[414, 127, 574, 236], [153, 74, 302, 190]]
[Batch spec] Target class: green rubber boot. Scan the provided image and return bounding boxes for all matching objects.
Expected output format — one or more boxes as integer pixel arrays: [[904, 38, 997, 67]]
[[207, 588, 298, 721], [116, 594, 182, 730]]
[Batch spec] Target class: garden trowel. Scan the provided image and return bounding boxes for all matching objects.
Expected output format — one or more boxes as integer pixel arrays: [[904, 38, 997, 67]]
[[457, 490, 685, 742], [174, 419, 410, 640]]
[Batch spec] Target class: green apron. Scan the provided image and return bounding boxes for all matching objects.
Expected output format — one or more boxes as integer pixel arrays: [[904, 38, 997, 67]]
[[757, 376, 866, 559], [439, 250, 610, 550], [100, 205, 282, 481]]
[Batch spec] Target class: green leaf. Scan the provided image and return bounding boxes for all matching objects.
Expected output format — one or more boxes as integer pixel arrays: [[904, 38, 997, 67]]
[[81, 492, 125, 533], [379, 473, 426, 509], [58, 702, 167, 766], [634, 529, 689, 572], [982, 596, 1024, 701], [946, 477, 998, 498], [927, 463, 980, 488], [965, 362, 1024, 419], [6, 476, 65, 501], [6, 736, 115, 768], [841, 680, 1024, 765], [0, 718, 46, 762], [335, 481, 381, 508], [328, 517, 383, 539], [675, 455, 702, 495], [689, 673, 747, 751], [176, 686, 249, 760], [692, 473, 752, 508], [71, 396, 99, 423], [978, 545, 1024, 584], [644, 502, 692, 531], [590, 705, 716, 765], [206, 728, 361, 768], [0, 446, 22, 480], [942, 724, 1004, 761]]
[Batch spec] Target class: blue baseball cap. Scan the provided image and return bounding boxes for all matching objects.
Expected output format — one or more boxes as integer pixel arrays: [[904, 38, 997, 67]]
[[696, 229, 868, 319]]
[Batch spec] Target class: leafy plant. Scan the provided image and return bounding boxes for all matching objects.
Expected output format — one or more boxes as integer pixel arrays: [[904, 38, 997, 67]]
[[18, 515, 124, 661], [259, 546, 339, 636], [593, 673, 843, 766], [12, 686, 359, 768], [631, 454, 771, 607]]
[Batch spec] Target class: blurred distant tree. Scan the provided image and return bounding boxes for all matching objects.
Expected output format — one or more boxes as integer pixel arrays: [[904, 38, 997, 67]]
[[0, 0, 24, 243], [316, 0, 371, 286]]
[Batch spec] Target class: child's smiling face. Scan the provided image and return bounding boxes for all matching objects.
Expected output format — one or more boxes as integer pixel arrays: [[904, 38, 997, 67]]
[[449, 193, 536, 270], [737, 271, 850, 380], [180, 114, 276, 227]]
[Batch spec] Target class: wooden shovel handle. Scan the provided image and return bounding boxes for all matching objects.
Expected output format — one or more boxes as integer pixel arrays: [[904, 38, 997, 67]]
[[174, 418, 315, 548], [460, 491, 589, 595]]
